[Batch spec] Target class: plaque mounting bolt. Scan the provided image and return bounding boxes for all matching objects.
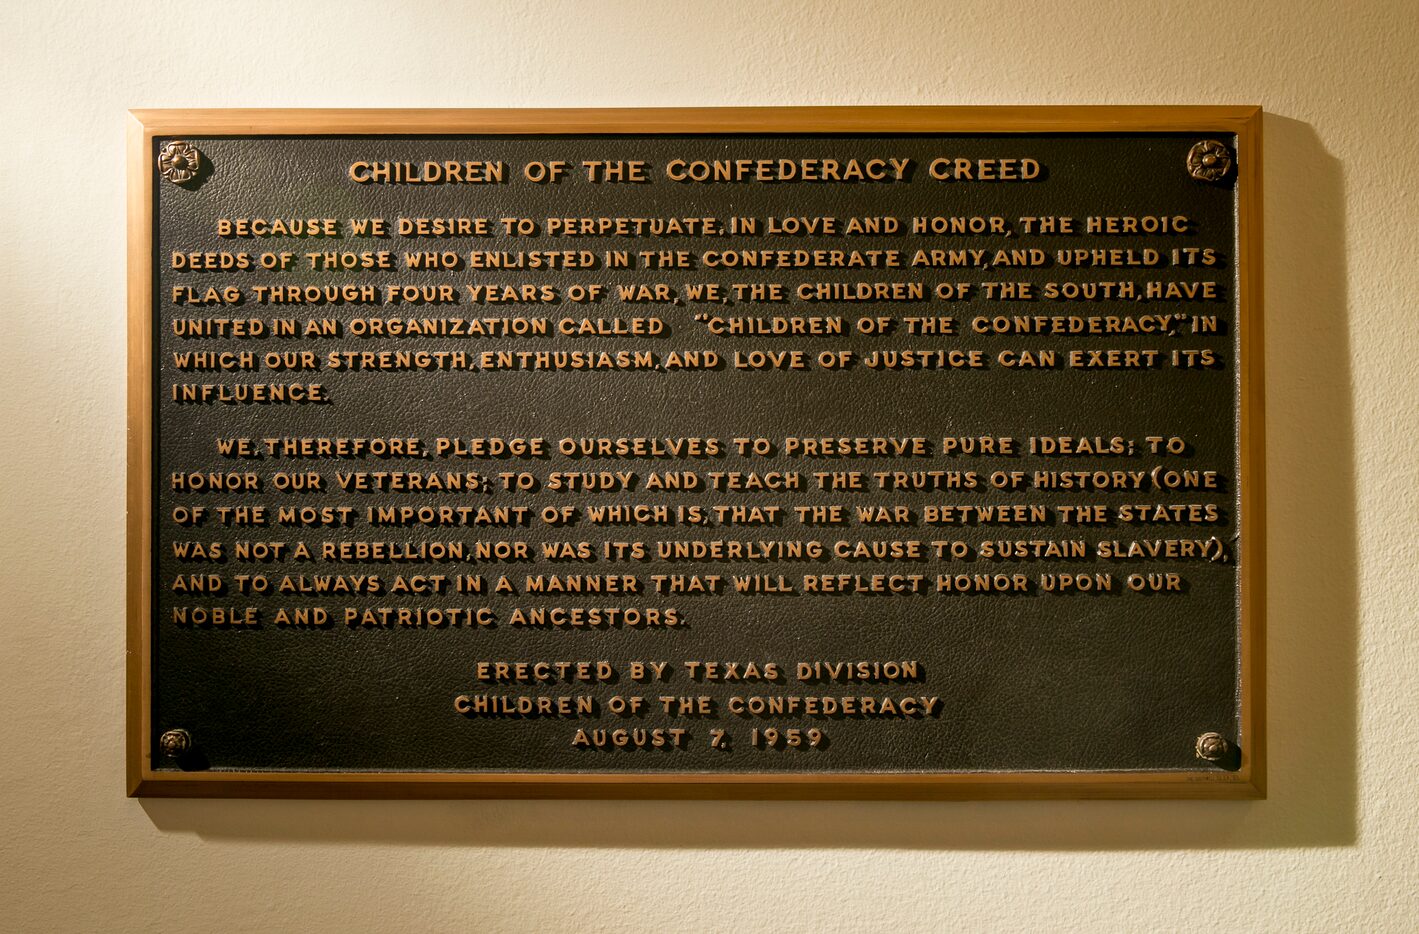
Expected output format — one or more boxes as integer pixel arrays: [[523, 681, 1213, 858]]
[[158, 728, 193, 758], [1187, 140, 1232, 182], [1194, 731, 1230, 762], [158, 140, 203, 185]]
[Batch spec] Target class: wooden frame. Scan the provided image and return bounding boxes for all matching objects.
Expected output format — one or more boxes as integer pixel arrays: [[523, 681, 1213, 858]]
[[127, 106, 1264, 799]]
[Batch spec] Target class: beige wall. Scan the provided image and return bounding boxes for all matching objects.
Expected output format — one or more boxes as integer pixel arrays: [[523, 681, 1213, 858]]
[[2, 1, 1415, 930]]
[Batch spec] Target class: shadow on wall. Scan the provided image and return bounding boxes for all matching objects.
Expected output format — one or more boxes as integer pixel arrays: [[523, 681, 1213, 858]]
[[140, 114, 1356, 851]]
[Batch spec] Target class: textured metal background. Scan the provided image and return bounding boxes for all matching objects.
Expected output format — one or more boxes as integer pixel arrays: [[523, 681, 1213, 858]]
[[151, 133, 1240, 774]]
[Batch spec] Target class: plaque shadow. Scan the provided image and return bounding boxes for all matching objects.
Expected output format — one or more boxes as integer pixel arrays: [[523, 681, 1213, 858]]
[[140, 114, 1356, 851]]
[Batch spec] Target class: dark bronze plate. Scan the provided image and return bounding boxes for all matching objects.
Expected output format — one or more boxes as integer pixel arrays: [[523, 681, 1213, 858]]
[[127, 108, 1263, 798]]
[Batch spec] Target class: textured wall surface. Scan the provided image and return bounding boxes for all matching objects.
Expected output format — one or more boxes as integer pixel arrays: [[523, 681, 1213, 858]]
[[1, 1, 1415, 931]]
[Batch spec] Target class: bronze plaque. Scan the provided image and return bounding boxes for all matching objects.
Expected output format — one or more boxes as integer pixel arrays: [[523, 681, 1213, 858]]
[[127, 108, 1263, 798]]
